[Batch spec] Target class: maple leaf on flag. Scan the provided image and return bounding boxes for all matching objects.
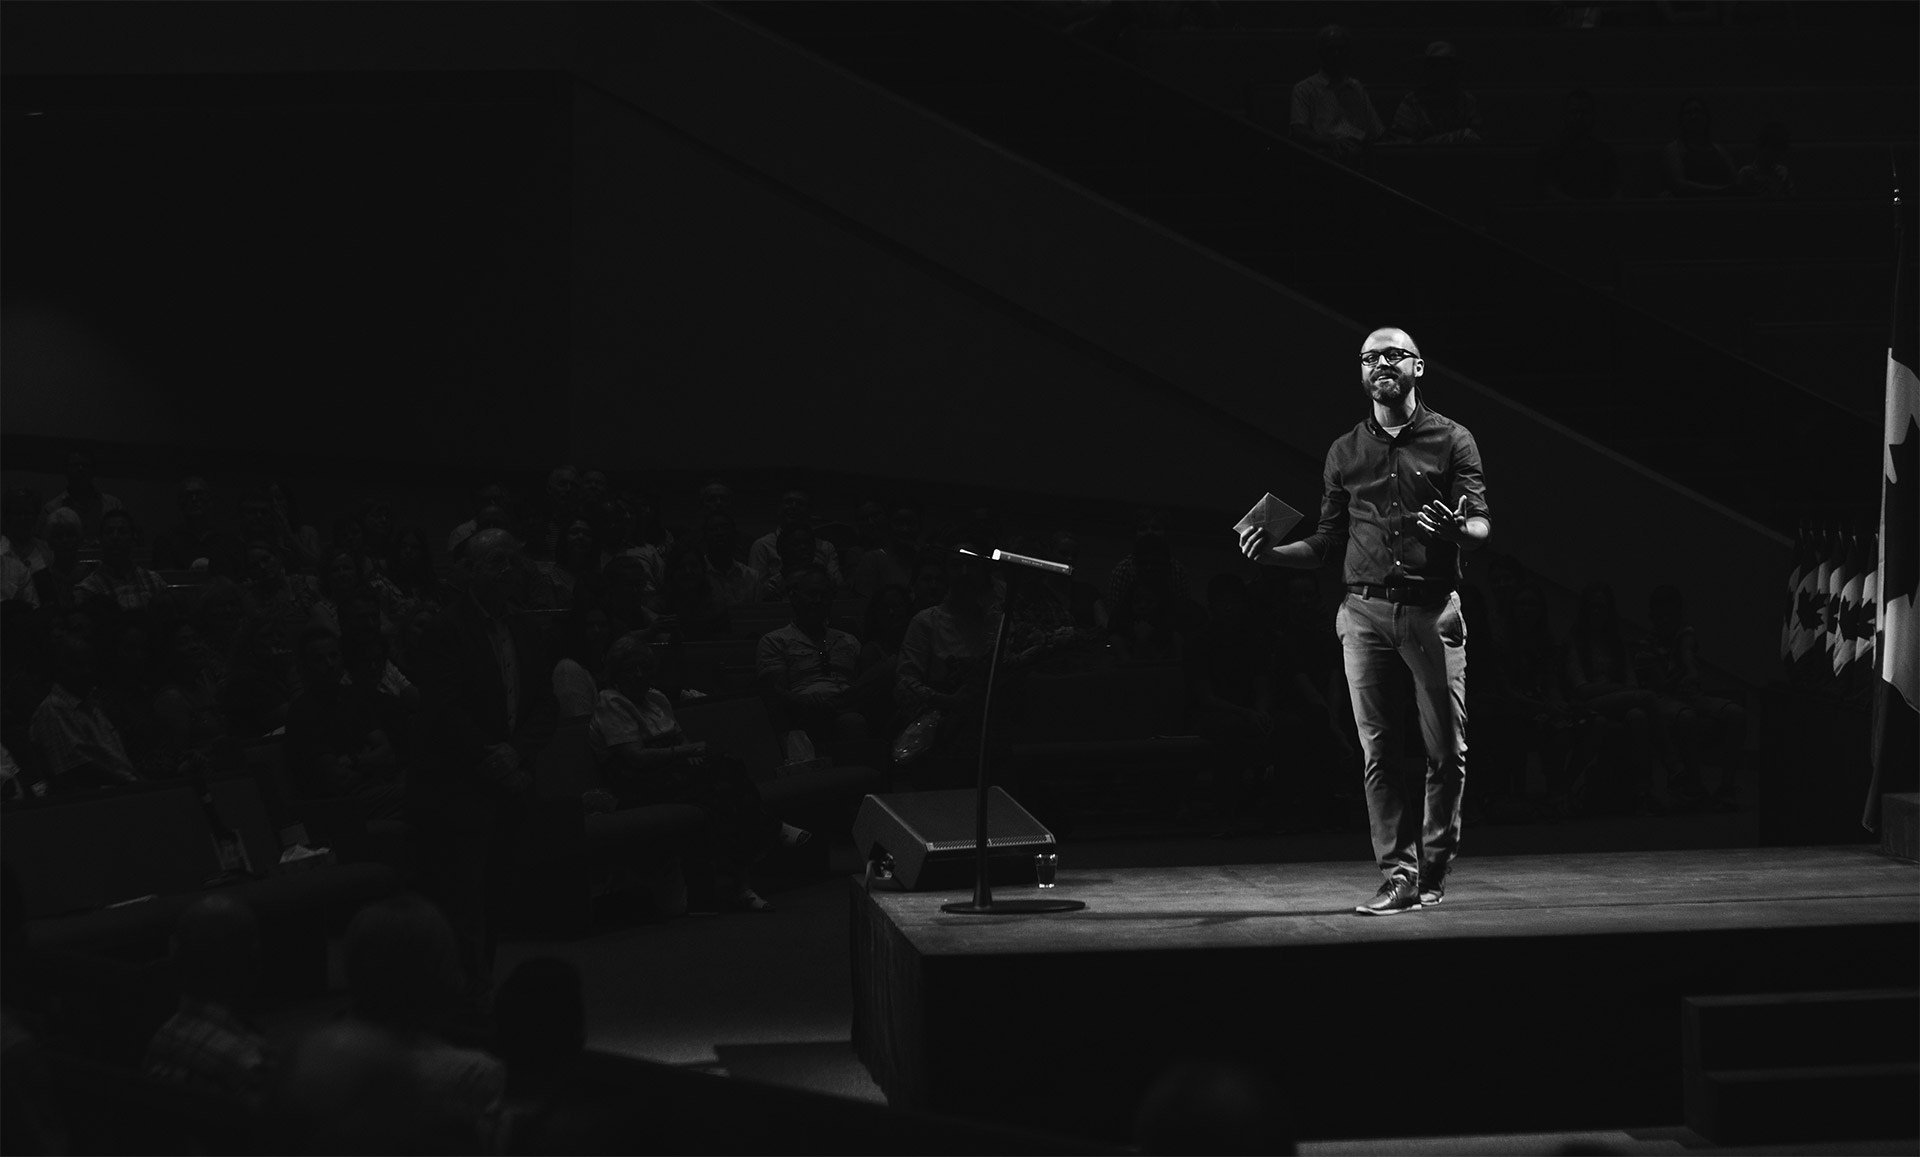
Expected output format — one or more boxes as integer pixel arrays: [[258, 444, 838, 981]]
[[1797, 586, 1826, 632], [1887, 413, 1919, 608]]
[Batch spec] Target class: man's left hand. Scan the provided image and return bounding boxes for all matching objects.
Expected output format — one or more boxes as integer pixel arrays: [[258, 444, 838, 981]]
[[1415, 499, 1468, 543]]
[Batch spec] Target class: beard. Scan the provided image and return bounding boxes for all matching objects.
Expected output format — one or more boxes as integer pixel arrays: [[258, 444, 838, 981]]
[[1365, 370, 1412, 406]]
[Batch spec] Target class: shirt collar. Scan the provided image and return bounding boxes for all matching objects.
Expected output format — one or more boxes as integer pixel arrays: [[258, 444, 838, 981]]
[[1366, 399, 1426, 439]]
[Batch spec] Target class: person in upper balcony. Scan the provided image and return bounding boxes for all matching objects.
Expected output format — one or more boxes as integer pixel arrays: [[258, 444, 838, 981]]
[[151, 476, 243, 576], [1289, 24, 1385, 168], [1661, 96, 1737, 198], [76, 510, 167, 612], [1735, 120, 1795, 198], [38, 447, 122, 549], [1387, 41, 1483, 145], [1536, 89, 1621, 201], [748, 489, 841, 593]]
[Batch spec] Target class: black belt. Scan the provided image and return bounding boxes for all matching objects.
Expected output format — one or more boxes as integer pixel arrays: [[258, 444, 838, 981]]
[[1348, 582, 1454, 606]]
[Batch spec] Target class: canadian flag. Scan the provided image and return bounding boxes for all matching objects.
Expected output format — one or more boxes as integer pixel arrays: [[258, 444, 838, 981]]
[[1864, 170, 1919, 830]]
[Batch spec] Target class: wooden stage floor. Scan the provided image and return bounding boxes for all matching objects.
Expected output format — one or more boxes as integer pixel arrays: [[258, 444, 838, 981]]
[[850, 846, 1919, 1143]]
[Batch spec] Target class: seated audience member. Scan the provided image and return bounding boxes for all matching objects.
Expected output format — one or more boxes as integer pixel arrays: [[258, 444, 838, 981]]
[[2, 487, 51, 578], [150, 476, 243, 576], [447, 481, 512, 559], [760, 522, 841, 601], [312, 546, 393, 637], [697, 480, 734, 523], [551, 600, 615, 719], [1106, 537, 1193, 665], [1537, 89, 1620, 200], [221, 609, 298, 740], [387, 526, 448, 619], [152, 615, 233, 775], [1004, 532, 1108, 674], [590, 632, 803, 911], [528, 466, 585, 562], [97, 610, 177, 775], [627, 490, 674, 556], [1, 602, 54, 792], [191, 577, 250, 683], [1106, 507, 1190, 609], [245, 540, 319, 620], [1186, 574, 1285, 828], [1270, 571, 1353, 757], [909, 555, 948, 612], [654, 541, 732, 643], [31, 507, 90, 615], [758, 562, 870, 752], [1479, 552, 1526, 659], [1289, 24, 1384, 167], [405, 530, 555, 1005], [748, 489, 840, 590], [1735, 120, 1795, 198], [31, 623, 139, 790], [597, 498, 664, 592], [843, 499, 912, 599], [143, 894, 271, 1104], [263, 480, 323, 575], [1662, 96, 1736, 197], [541, 516, 604, 611], [1388, 41, 1483, 144], [895, 544, 1001, 784], [1489, 583, 1606, 817], [1566, 581, 1664, 813], [270, 1021, 440, 1156], [359, 501, 398, 579], [38, 447, 122, 548], [76, 509, 167, 611], [1636, 584, 1744, 809], [341, 894, 506, 1146], [579, 469, 610, 512], [701, 513, 759, 610], [329, 514, 370, 573], [599, 553, 656, 636], [1, 493, 44, 608], [285, 628, 404, 820], [343, 608, 421, 724], [854, 583, 915, 735]]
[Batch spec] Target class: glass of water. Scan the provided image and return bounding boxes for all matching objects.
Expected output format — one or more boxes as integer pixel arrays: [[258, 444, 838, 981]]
[[1035, 852, 1058, 889]]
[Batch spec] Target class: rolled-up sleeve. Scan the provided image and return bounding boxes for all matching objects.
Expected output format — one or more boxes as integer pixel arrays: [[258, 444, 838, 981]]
[[1451, 428, 1492, 534], [1297, 445, 1351, 567]]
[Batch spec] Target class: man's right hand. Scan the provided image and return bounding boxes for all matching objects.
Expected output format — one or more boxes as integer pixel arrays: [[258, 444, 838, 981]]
[[1238, 526, 1268, 562]]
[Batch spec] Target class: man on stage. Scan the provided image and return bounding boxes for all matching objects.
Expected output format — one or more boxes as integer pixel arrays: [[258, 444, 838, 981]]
[[1239, 327, 1490, 914]]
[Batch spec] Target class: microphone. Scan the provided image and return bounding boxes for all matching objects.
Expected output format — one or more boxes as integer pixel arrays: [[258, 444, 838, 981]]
[[955, 547, 1073, 576]]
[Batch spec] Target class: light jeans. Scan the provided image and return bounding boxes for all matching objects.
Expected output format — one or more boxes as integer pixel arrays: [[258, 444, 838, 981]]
[[1335, 590, 1469, 883]]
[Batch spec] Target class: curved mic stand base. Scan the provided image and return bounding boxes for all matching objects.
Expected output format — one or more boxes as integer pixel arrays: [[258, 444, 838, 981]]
[[940, 898, 1087, 915]]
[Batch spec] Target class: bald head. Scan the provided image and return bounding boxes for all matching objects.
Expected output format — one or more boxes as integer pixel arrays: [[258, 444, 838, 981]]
[[1362, 327, 1419, 357]]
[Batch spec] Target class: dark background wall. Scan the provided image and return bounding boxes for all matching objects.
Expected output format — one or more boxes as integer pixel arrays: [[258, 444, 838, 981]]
[[2, 73, 573, 471]]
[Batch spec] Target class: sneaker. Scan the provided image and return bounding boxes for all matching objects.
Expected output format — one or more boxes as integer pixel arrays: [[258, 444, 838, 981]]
[[1355, 876, 1421, 916]]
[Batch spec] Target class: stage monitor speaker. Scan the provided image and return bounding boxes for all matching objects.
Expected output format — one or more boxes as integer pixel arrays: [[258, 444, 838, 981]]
[[853, 787, 1054, 892]]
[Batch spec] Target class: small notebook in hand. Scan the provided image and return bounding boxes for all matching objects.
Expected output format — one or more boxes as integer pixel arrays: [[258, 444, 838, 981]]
[[1233, 493, 1304, 544]]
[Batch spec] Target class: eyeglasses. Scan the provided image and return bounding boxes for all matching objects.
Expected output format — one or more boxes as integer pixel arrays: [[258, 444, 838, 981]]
[[1359, 349, 1419, 368]]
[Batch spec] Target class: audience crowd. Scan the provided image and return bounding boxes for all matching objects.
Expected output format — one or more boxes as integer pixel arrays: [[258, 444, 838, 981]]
[[0, 452, 1752, 1152]]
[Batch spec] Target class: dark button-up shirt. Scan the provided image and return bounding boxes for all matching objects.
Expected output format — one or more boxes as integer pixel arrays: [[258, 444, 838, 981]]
[[1300, 401, 1491, 591]]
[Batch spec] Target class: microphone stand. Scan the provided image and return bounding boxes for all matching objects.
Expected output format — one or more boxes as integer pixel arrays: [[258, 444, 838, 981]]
[[940, 548, 1087, 916]]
